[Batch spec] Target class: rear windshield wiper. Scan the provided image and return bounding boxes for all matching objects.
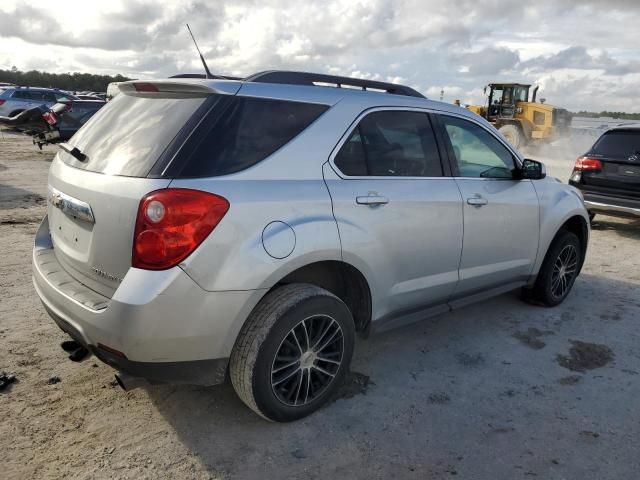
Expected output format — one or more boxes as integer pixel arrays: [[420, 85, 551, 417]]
[[59, 142, 87, 162]]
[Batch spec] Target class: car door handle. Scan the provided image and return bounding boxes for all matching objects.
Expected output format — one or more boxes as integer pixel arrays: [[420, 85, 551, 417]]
[[356, 195, 389, 206], [467, 196, 488, 207]]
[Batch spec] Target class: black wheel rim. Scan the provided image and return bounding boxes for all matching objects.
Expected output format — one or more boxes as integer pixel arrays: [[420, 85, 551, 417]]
[[551, 244, 578, 299], [271, 314, 344, 407]]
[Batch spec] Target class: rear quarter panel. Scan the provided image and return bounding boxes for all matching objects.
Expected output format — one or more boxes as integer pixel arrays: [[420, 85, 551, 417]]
[[171, 178, 342, 292]]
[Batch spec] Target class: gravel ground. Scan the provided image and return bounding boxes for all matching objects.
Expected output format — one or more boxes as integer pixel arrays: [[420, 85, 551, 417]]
[[1, 132, 639, 479]]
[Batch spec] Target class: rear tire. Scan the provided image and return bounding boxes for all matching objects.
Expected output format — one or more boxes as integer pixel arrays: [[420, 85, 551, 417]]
[[524, 230, 582, 307], [229, 283, 355, 422], [498, 124, 524, 149]]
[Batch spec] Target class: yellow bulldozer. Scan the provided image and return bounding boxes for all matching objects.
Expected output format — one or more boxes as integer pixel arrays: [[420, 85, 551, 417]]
[[465, 83, 572, 149]]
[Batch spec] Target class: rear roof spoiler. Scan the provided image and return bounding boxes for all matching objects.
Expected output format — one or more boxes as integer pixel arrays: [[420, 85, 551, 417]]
[[118, 79, 241, 96]]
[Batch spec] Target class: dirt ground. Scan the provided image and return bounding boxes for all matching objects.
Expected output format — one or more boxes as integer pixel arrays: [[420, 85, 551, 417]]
[[1, 131, 639, 479]]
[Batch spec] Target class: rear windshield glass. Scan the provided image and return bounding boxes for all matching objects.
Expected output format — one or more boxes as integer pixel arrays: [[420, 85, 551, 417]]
[[59, 93, 207, 177], [174, 97, 329, 177], [592, 130, 640, 159]]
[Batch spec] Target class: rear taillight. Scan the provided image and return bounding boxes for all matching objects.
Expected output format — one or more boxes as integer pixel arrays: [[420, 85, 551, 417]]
[[574, 156, 603, 172], [132, 189, 229, 270], [0, 99, 5, 106], [42, 111, 58, 125]]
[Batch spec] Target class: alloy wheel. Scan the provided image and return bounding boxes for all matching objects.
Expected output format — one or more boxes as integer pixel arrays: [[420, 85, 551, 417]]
[[551, 244, 578, 299], [270, 314, 344, 407]]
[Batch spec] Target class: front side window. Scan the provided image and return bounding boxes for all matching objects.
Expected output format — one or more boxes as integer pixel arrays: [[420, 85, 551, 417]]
[[334, 110, 443, 177], [441, 115, 515, 179]]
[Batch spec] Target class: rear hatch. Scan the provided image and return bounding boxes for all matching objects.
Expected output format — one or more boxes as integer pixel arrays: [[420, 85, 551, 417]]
[[47, 81, 238, 298], [581, 129, 640, 198]]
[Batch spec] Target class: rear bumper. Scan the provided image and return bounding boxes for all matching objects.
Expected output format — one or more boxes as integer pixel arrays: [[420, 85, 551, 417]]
[[32, 216, 266, 385], [582, 192, 640, 218], [41, 302, 230, 385]]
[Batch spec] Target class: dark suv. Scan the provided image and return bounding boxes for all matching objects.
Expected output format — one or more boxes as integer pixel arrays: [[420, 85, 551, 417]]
[[569, 124, 640, 220]]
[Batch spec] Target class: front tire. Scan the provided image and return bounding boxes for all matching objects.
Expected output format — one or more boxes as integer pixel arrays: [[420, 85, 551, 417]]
[[498, 124, 524, 150], [229, 283, 355, 422], [525, 230, 582, 307]]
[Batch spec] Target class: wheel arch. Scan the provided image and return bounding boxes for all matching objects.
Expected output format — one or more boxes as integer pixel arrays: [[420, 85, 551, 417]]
[[534, 214, 589, 282], [268, 260, 373, 335], [558, 215, 589, 274]]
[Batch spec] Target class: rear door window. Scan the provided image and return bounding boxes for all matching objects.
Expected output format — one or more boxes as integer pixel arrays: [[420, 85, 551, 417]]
[[11, 91, 31, 100], [591, 131, 640, 159], [334, 110, 443, 177], [175, 97, 329, 177]]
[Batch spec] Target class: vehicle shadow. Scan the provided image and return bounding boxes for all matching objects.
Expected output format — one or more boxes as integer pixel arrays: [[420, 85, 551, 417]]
[[0, 183, 46, 212], [591, 215, 640, 241], [147, 273, 640, 478]]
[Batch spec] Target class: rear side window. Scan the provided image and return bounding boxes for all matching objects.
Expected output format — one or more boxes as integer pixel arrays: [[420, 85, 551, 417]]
[[334, 110, 443, 177], [11, 91, 31, 100], [176, 97, 328, 177], [59, 93, 208, 177], [592, 130, 640, 159]]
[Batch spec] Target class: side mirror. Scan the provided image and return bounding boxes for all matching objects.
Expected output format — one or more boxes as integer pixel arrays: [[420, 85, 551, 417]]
[[520, 159, 546, 180]]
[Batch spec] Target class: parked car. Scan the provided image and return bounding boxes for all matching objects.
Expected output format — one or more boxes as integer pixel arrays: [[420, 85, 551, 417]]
[[55, 99, 105, 141], [0, 87, 78, 117], [569, 124, 640, 220], [0, 98, 105, 147], [32, 71, 589, 422]]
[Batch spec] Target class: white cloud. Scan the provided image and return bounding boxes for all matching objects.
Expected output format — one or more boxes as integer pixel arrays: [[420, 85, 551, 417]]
[[0, 0, 639, 111]]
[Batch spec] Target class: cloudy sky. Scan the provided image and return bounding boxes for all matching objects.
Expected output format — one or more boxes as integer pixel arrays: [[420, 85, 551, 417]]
[[1, 0, 638, 112]]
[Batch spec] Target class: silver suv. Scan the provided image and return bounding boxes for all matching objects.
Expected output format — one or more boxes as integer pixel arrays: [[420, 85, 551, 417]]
[[32, 71, 589, 421], [0, 87, 76, 117]]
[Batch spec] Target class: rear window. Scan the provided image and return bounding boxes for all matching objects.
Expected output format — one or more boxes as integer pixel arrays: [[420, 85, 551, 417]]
[[61, 93, 328, 178], [173, 96, 329, 177], [592, 130, 640, 159], [60, 93, 208, 177]]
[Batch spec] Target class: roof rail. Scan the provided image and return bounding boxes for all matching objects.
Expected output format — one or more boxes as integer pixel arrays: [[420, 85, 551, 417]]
[[245, 70, 425, 98]]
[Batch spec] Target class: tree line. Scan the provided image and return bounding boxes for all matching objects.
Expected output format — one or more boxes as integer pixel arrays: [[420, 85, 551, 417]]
[[574, 110, 640, 120], [0, 68, 131, 93]]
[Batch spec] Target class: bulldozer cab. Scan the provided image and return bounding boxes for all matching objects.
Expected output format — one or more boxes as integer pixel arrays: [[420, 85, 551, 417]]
[[486, 83, 530, 122]]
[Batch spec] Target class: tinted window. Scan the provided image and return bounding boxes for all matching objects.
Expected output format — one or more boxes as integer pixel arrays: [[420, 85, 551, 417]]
[[334, 110, 442, 177], [11, 91, 31, 100], [177, 97, 328, 177], [592, 130, 640, 159], [441, 115, 515, 178], [335, 127, 368, 176], [28, 91, 46, 101], [59, 92, 208, 176]]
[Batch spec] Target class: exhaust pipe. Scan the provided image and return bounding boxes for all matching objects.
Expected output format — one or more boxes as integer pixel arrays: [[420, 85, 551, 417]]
[[532, 85, 539, 103], [114, 372, 149, 391]]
